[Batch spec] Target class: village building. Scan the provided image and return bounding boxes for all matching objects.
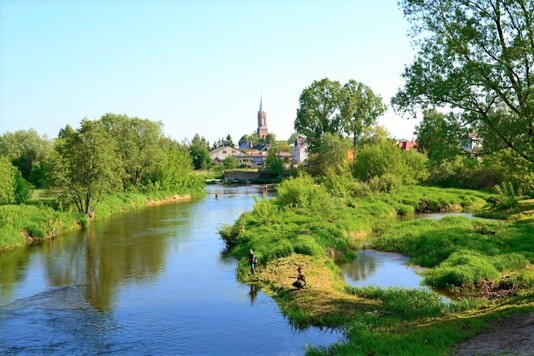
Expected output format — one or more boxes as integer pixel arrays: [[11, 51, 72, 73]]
[[209, 146, 243, 163], [292, 136, 308, 165]]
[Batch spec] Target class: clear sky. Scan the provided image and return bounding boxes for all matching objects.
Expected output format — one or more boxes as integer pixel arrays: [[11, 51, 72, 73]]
[[0, 0, 419, 144]]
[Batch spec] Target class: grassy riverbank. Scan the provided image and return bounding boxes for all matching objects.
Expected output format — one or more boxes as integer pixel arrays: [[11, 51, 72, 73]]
[[0, 188, 205, 251], [221, 175, 534, 355]]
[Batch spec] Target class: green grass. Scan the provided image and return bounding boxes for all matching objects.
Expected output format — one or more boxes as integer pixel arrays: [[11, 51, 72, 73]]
[[0, 204, 82, 250], [221, 177, 534, 355]]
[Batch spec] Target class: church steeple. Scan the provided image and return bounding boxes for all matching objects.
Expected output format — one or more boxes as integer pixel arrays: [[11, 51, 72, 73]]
[[257, 94, 268, 139]]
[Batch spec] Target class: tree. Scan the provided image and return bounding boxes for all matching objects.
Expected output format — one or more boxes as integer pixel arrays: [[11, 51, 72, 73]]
[[222, 155, 238, 170], [340, 80, 387, 147], [287, 132, 299, 144], [307, 133, 352, 177], [50, 119, 123, 215], [393, 0, 534, 163], [100, 114, 165, 189], [415, 110, 469, 164], [224, 134, 235, 148], [265, 133, 276, 144], [0, 156, 16, 204], [294, 78, 343, 153], [189, 134, 211, 170], [265, 146, 284, 177], [0, 129, 53, 187]]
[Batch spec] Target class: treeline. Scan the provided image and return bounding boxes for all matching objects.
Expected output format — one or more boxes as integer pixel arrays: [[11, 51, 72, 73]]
[[0, 113, 204, 215]]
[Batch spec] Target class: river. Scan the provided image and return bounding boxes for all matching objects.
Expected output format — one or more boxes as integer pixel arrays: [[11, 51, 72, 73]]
[[0, 185, 341, 355]]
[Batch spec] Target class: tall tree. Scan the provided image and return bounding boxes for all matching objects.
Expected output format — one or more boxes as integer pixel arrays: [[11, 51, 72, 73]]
[[392, 0, 534, 163], [0, 156, 16, 204], [415, 110, 469, 164], [294, 78, 344, 152], [340, 80, 387, 147], [307, 133, 352, 177], [50, 119, 123, 215], [265, 146, 284, 176], [100, 114, 164, 189], [189, 134, 211, 170], [0, 129, 53, 186]]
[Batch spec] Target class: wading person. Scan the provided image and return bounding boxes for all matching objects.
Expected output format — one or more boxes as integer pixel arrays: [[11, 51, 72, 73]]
[[248, 249, 257, 274], [292, 267, 306, 289]]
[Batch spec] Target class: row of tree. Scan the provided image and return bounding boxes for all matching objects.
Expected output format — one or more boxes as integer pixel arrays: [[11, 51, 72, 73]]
[[0, 114, 204, 215]]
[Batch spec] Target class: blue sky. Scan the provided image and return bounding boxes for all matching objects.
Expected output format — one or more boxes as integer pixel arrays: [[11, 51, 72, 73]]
[[1, 0, 419, 144]]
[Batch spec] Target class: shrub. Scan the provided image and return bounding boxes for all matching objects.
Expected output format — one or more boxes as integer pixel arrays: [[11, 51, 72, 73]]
[[346, 286, 445, 319], [424, 251, 499, 288], [293, 235, 324, 256]]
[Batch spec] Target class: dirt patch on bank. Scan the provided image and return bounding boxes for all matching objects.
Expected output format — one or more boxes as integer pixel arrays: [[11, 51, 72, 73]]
[[250, 255, 377, 326], [454, 311, 534, 355], [146, 194, 191, 206]]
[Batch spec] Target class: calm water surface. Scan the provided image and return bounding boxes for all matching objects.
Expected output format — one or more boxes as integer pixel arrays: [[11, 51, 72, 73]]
[[0, 185, 341, 355], [340, 250, 427, 289]]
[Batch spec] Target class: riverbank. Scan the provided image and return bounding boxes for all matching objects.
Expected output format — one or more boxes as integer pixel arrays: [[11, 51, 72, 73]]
[[222, 175, 534, 354], [0, 190, 201, 252]]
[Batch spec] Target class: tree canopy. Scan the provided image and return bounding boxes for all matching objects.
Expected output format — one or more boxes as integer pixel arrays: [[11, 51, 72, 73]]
[[393, 0, 534, 163], [295, 78, 386, 152]]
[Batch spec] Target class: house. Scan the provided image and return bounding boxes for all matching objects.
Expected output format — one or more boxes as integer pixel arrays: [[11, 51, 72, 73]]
[[461, 133, 483, 159], [209, 146, 244, 163], [292, 136, 308, 165], [396, 139, 418, 151]]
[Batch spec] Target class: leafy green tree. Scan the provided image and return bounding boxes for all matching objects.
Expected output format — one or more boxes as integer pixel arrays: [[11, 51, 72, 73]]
[[50, 119, 123, 215], [265, 133, 276, 144], [222, 155, 238, 170], [158, 143, 202, 193], [393, 0, 534, 163], [307, 133, 352, 177], [358, 125, 391, 146], [238, 134, 250, 146], [340, 80, 387, 147], [189, 134, 211, 170], [287, 132, 299, 144], [100, 114, 164, 189], [265, 146, 284, 176], [415, 110, 468, 164], [225, 134, 235, 148], [0, 156, 16, 204], [294, 78, 343, 153], [0, 129, 53, 187]]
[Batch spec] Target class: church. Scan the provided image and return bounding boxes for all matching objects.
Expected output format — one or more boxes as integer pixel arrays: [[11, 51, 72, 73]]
[[257, 95, 268, 139]]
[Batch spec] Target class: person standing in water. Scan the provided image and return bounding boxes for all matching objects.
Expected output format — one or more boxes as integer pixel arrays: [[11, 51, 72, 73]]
[[248, 249, 257, 274], [292, 267, 306, 289]]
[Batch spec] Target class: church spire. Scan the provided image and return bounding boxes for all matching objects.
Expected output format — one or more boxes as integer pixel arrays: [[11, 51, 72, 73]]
[[259, 94, 263, 113]]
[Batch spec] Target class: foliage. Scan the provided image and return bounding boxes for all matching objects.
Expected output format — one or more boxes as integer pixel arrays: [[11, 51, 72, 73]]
[[0, 129, 53, 187], [346, 286, 446, 319], [222, 155, 238, 170], [13, 170, 33, 204], [189, 134, 212, 170], [48, 119, 123, 215], [294, 78, 343, 153], [352, 140, 426, 185], [0, 156, 16, 204], [264, 146, 284, 177], [393, 0, 534, 163], [492, 181, 523, 209], [295, 78, 385, 153], [340, 80, 387, 147], [306, 133, 352, 177], [415, 110, 468, 164], [100, 113, 165, 189]]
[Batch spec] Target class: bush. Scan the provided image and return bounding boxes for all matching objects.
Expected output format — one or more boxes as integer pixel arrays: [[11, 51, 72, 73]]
[[346, 286, 446, 319], [368, 173, 402, 193], [14, 170, 33, 204], [293, 235, 324, 256], [424, 251, 499, 288]]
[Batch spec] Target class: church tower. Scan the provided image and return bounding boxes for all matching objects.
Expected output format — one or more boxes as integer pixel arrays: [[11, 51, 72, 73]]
[[257, 95, 268, 139]]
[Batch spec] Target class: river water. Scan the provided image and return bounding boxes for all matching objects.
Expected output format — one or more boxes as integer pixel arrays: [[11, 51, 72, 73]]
[[0, 185, 341, 355]]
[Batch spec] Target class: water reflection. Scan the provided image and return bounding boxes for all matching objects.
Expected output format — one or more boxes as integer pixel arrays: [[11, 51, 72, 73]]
[[0, 248, 31, 301], [341, 250, 426, 289], [248, 283, 260, 305], [418, 212, 475, 220], [0, 185, 342, 355]]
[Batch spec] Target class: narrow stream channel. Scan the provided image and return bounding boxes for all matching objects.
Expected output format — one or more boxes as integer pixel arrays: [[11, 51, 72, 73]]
[[0, 185, 342, 355]]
